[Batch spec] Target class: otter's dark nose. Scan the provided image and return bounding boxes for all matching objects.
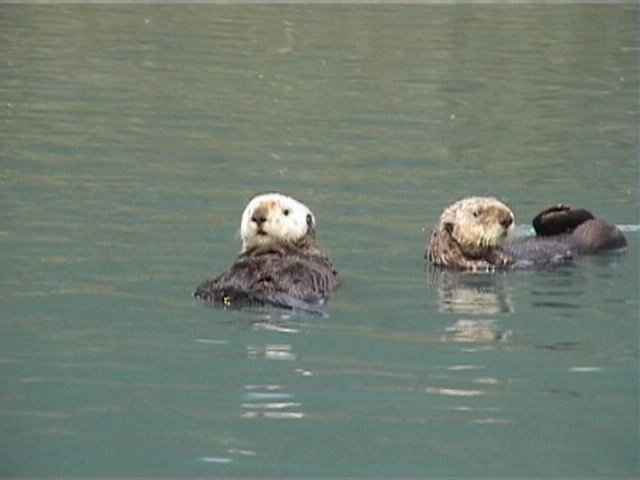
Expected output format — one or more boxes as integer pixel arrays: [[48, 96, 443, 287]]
[[500, 215, 514, 229], [251, 212, 267, 226]]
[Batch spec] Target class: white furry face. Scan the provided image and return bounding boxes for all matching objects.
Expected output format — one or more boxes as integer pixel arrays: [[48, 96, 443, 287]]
[[240, 193, 316, 251], [443, 197, 515, 252]]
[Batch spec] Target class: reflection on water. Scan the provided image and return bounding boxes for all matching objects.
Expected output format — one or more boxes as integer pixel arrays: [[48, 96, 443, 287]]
[[242, 384, 304, 420], [427, 249, 631, 315], [440, 319, 511, 343], [427, 266, 514, 314], [247, 343, 297, 361]]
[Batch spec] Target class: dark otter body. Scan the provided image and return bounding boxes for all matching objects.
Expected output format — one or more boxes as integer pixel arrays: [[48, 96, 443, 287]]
[[492, 206, 627, 269], [486, 236, 575, 268], [194, 244, 340, 316], [531, 205, 627, 253]]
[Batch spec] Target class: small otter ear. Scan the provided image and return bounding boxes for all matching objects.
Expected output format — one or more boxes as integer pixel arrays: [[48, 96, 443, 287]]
[[443, 222, 454, 234]]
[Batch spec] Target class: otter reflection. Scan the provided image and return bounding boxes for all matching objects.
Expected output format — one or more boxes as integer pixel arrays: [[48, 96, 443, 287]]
[[427, 266, 514, 314]]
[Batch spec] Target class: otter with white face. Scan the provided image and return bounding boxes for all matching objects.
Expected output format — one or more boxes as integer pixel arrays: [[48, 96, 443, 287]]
[[240, 192, 316, 252], [195, 193, 339, 315], [426, 196, 515, 270]]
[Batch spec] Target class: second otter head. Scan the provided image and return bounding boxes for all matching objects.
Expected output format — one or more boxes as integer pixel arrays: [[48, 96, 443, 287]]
[[240, 192, 316, 252], [439, 196, 515, 256]]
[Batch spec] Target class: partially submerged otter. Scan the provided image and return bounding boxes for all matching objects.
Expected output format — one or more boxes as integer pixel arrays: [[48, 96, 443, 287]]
[[426, 197, 627, 271], [194, 193, 339, 315]]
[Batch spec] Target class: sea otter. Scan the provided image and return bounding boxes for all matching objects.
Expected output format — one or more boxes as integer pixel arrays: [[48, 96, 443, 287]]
[[425, 196, 627, 271], [194, 193, 339, 315]]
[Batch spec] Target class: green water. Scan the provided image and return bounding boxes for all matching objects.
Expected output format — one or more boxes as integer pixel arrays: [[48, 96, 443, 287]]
[[1, 5, 638, 477]]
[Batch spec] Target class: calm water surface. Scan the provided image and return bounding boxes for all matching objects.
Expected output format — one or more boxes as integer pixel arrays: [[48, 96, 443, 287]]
[[1, 5, 638, 477]]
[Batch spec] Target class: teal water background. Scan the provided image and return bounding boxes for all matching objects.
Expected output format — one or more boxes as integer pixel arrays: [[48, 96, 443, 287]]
[[1, 5, 638, 477]]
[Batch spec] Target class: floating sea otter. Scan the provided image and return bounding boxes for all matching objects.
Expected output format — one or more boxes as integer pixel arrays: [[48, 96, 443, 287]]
[[194, 192, 340, 315], [426, 196, 627, 271]]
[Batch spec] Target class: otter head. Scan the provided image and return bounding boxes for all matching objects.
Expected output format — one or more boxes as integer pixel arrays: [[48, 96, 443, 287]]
[[431, 197, 515, 264], [239, 192, 316, 252]]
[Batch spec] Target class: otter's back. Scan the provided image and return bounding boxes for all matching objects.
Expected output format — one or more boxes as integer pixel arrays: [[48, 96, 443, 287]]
[[194, 245, 339, 315]]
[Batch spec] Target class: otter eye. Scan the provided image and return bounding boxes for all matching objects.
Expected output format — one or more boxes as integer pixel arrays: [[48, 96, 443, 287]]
[[306, 213, 313, 226], [283, 208, 290, 216]]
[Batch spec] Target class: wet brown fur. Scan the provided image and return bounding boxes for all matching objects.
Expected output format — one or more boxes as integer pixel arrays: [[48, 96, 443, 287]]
[[194, 244, 339, 315]]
